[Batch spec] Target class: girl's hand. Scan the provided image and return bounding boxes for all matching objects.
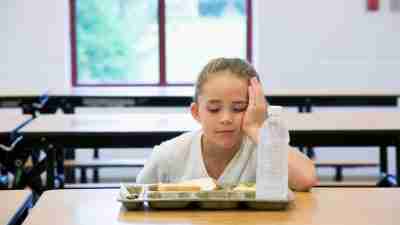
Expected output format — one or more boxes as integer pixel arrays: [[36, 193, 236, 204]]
[[242, 77, 268, 144]]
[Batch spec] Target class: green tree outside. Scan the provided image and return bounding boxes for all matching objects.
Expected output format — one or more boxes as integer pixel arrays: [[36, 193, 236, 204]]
[[76, 0, 158, 84]]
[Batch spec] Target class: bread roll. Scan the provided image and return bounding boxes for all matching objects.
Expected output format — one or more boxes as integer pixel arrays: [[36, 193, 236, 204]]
[[149, 177, 217, 192]]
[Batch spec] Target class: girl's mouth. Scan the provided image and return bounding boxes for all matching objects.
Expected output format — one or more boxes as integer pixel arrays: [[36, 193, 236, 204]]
[[216, 130, 235, 134]]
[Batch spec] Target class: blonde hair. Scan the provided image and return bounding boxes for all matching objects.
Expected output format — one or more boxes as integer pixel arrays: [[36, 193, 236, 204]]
[[194, 57, 260, 103]]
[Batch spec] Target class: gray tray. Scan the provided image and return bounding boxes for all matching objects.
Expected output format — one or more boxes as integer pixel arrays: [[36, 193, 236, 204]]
[[118, 183, 294, 210]]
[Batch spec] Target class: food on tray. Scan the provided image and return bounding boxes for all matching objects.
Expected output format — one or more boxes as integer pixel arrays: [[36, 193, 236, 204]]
[[148, 177, 218, 192], [120, 184, 142, 199], [232, 182, 256, 192], [149, 183, 201, 192]]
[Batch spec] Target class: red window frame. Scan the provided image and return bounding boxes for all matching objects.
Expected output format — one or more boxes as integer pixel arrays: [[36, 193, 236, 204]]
[[70, 0, 253, 87]]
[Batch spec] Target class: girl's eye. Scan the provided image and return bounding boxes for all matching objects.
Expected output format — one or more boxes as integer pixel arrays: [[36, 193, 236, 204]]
[[207, 107, 220, 113], [233, 104, 248, 112]]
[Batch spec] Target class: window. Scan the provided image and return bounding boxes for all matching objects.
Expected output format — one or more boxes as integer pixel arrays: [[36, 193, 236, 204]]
[[71, 0, 252, 86]]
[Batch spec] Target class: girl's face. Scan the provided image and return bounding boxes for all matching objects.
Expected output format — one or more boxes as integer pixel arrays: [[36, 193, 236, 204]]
[[191, 71, 249, 152]]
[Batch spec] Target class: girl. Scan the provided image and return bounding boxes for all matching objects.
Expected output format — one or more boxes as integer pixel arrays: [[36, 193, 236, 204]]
[[137, 58, 317, 191]]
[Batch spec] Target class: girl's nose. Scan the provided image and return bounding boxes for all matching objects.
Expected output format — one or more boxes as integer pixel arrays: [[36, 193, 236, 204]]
[[220, 111, 233, 124]]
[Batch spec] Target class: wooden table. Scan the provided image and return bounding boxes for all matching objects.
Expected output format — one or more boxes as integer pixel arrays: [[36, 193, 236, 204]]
[[0, 89, 46, 106], [1, 87, 398, 112], [0, 190, 32, 225], [19, 113, 199, 148], [18, 110, 400, 148], [18, 111, 400, 187], [3, 88, 397, 177], [22, 188, 400, 225], [0, 89, 49, 114], [47, 88, 400, 111], [18, 113, 200, 188], [288, 111, 400, 176]]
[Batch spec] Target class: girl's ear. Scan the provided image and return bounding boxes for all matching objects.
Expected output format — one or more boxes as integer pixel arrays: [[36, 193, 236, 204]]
[[190, 102, 200, 122]]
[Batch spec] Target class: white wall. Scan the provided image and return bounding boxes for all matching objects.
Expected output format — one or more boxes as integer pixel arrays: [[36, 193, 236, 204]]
[[254, 0, 400, 90], [0, 0, 70, 91], [1, 0, 399, 91]]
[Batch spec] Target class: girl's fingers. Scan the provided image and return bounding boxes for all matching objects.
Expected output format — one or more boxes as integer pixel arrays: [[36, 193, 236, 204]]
[[248, 84, 255, 107], [252, 78, 265, 106]]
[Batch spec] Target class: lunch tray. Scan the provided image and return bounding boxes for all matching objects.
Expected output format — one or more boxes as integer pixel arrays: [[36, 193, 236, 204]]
[[118, 183, 294, 210]]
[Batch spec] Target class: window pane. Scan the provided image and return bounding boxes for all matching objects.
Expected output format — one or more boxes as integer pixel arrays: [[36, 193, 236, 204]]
[[75, 0, 159, 85], [166, 0, 247, 84]]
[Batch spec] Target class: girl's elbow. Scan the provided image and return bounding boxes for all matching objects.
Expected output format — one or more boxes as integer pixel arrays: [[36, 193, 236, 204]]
[[301, 175, 319, 191], [292, 173, 319, 192], [301, 161, 319, 190], [299, 174, 319, 191]]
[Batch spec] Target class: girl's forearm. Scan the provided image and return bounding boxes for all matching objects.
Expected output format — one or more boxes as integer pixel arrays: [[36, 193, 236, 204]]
[[288, 147, 318, 191]]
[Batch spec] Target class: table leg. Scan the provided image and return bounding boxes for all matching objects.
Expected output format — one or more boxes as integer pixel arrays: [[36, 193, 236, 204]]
[[303, 99, 315, 159], [396, 142, 400, 186], [45, 144, 55, 189], [56, 147, 65, 188], [379, 145, 388, 174], [304, 98, 312, 113], [64, 148, 76, 183], [62, 103, 76, 183], [93, 148, 99, 183]]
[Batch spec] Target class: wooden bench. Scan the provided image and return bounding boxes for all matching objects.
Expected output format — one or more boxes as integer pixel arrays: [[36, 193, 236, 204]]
[[23, 158, 145, 183], [25, 157, 379, 184], [317, 180, 377, 187], [315, 160, 379, 181], [64, 159, 146, 183], [65, 159, 378, 183]]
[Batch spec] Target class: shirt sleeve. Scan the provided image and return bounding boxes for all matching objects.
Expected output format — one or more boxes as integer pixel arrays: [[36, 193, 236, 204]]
[[136, 145, 169, 184]]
